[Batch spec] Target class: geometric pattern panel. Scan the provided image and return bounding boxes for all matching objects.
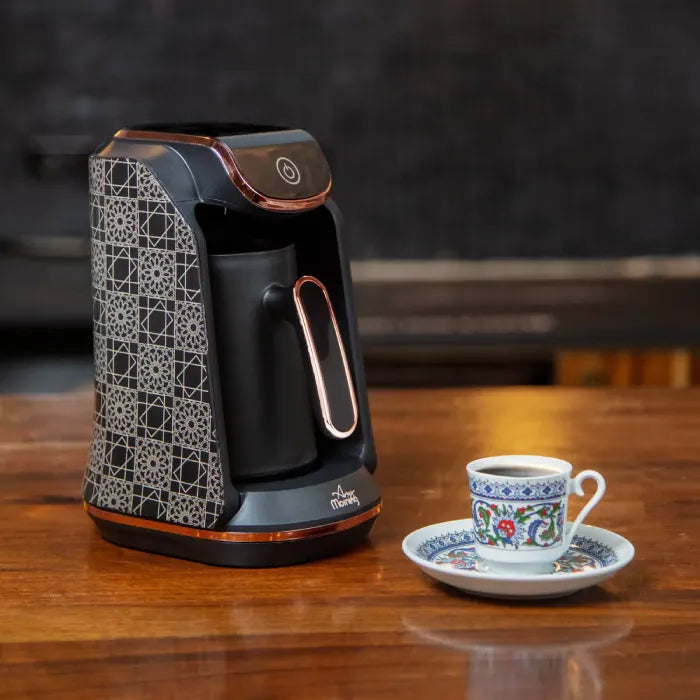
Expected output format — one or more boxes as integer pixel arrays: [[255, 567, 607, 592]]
[[82, 156, 224, 528]]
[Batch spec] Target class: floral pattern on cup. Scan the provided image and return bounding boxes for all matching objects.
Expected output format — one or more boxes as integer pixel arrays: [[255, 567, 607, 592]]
[[472, 499, 565, 549]]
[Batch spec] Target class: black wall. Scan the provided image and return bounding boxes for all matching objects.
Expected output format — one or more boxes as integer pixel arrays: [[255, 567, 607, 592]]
[[2, 0, 699, 259]]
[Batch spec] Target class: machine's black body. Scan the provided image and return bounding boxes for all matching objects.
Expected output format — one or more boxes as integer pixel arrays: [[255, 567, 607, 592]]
[[82, 123, 380, 566]]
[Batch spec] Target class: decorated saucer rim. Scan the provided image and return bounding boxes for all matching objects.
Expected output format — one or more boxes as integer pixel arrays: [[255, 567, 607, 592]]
[[402, 519, 634, 582]]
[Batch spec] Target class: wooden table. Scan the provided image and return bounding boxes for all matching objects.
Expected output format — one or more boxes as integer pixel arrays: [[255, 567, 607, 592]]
[[1, 388, 699, 699]]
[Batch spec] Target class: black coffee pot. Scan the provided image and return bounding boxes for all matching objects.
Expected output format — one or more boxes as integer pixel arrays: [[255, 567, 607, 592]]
[[209, 242, 357, 481]]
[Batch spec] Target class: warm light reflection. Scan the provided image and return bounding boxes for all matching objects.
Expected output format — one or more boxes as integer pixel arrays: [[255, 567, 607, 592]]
[[460, 390, 574, 457]]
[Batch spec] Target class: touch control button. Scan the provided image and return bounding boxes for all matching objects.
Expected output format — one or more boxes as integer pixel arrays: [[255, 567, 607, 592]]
[[275, 156, 301, 185]]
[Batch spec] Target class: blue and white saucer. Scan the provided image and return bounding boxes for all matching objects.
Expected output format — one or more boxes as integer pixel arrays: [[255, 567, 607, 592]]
[[402, 519, 634, 599]]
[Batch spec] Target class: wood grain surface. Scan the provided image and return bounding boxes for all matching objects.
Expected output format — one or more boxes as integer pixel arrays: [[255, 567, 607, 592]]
[[0, 388, 699, 699]]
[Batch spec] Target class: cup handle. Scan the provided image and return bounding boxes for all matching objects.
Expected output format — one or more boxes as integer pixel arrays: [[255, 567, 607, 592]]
[[564, 470, 606, 548], [264, 276, 358, 440]]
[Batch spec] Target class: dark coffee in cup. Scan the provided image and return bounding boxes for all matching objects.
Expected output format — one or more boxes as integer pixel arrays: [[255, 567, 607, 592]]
[[476, 466, 560, 478]]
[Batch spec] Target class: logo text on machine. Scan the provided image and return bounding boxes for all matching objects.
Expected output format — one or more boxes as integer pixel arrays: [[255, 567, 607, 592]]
[[330, 484, 360, 510]]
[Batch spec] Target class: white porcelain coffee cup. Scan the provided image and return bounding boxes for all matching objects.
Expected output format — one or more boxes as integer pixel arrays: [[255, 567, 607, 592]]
[[466, 455, 606, 575]]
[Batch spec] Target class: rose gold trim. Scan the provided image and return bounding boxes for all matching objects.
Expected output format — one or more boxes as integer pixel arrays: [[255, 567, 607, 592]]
[[113, 129, 331, 212], [85, 501, 381, 542], [293, 275, 359, 439]]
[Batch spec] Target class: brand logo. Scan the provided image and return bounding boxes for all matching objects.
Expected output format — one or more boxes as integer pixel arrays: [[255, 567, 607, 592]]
[[330, 484, 360, 511]]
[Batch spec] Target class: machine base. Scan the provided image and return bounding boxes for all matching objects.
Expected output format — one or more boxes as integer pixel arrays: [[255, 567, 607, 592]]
[[87, 502, 381, 567]]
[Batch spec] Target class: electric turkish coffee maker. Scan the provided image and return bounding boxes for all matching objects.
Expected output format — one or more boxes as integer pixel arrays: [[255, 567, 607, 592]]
[[82, 123, 380, 566]]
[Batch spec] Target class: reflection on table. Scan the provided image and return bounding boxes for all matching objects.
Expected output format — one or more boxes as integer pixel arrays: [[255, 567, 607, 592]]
[[404, 613, 632, 700]]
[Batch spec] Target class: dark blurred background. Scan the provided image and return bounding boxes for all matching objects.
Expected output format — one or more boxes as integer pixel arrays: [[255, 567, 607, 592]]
[[2, 0, 700, 391]]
